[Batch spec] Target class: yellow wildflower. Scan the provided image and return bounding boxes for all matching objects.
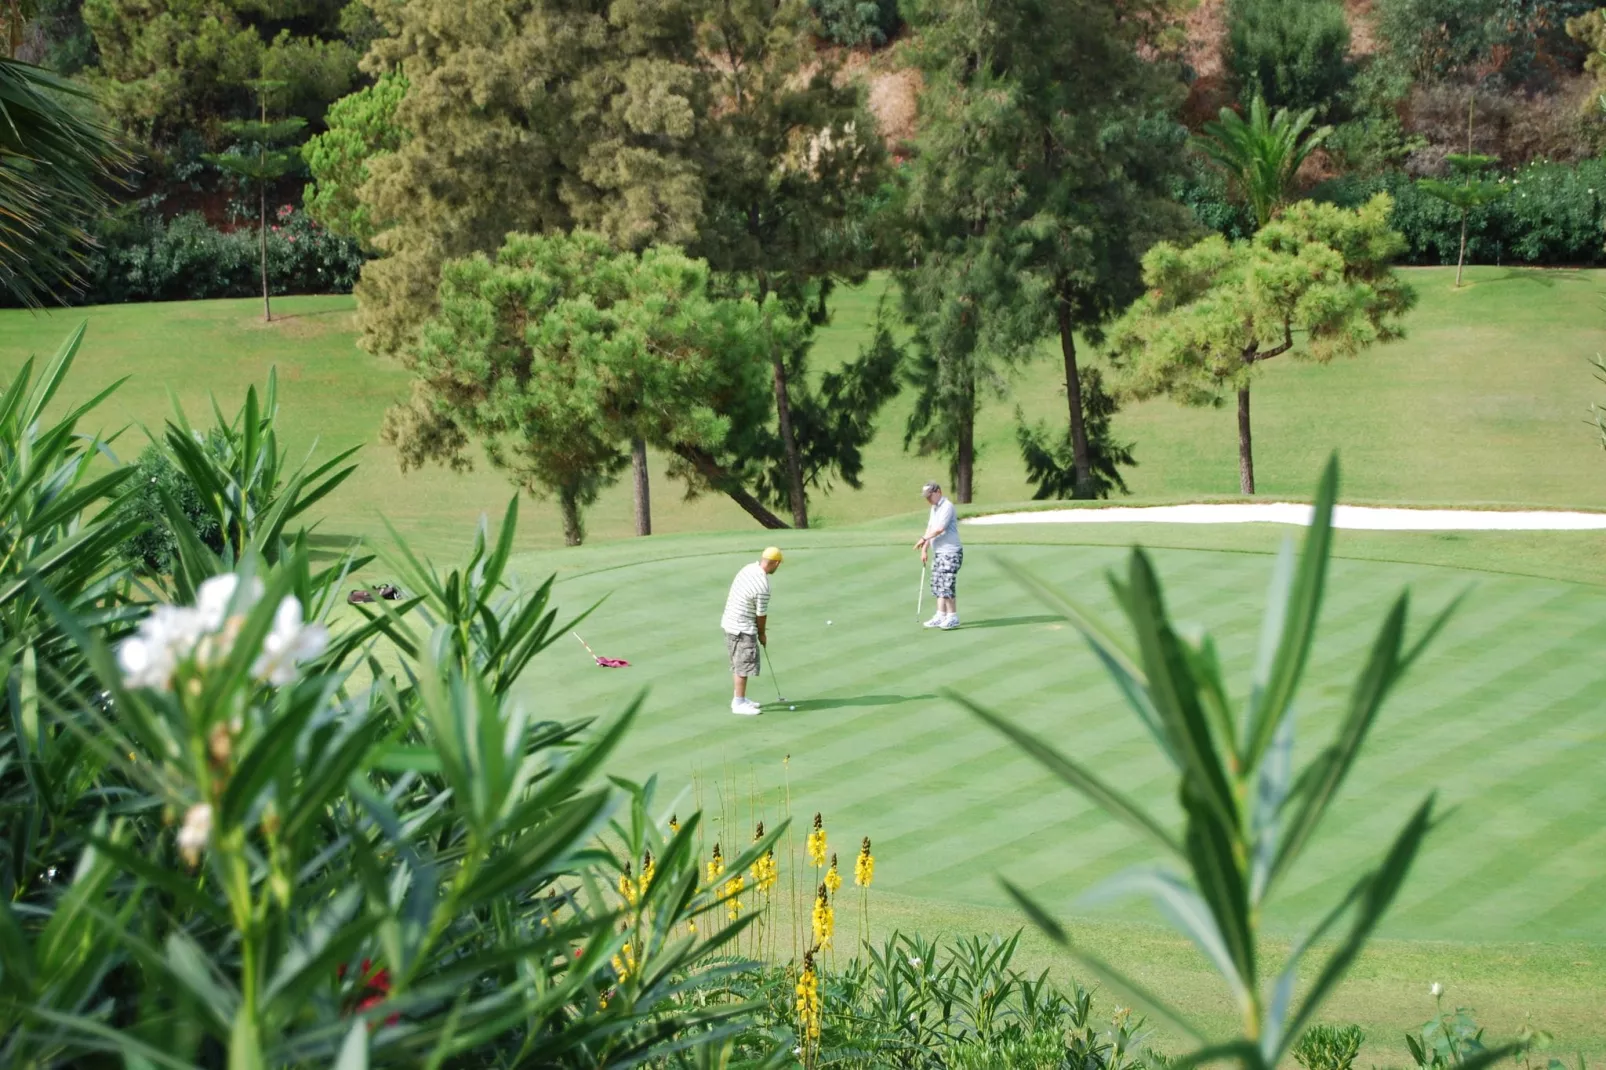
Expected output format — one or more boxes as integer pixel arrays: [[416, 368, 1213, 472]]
[[618, 862, 638, 906], [824, 853, 842, 895], [669, 813, 679, 834], [611, 941, 636, 983], [751, 848, 778, 893], [795, 948, 822, 1044], [641, 849, 656, 893], [806, 812, 827, 868], [854, 837, 874, 887], [725, 873, 745, 920], [706, 842, 724, 884], [811, 883, 834, 949]]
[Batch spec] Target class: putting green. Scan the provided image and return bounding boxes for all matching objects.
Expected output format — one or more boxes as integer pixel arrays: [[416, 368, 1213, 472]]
[[515, 526, 1606, 945]]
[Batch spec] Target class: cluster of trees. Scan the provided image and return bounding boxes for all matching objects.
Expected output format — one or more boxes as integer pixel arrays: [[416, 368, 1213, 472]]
[[12, 0, 1451, 539]]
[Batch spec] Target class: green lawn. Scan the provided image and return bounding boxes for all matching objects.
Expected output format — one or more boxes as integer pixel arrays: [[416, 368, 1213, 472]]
[[508, 521, 1606, 1060], [4, 271, 1605, 1059], [3, 265, 1605, 558]]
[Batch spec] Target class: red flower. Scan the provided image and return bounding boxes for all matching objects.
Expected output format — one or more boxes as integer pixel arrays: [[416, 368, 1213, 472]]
[[337, 958, 399, 1027]]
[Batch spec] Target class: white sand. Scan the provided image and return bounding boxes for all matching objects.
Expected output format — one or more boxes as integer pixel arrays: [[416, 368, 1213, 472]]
[[963, 502, 1606, 532]]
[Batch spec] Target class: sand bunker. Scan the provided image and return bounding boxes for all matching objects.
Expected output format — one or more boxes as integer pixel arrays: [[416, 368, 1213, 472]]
[[964, 502, 1606, 532]]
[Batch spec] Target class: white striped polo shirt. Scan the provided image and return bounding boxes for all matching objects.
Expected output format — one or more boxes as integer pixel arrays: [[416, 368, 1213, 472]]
[[721, 562, 771, 635]]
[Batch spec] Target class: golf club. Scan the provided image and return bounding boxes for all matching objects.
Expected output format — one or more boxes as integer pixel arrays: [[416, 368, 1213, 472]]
[[916, 561, 926, 622], [762, 643, 788, 704]]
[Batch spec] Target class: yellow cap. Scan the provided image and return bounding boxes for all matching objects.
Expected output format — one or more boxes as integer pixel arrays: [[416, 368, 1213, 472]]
[[761, 546, 784, 562]]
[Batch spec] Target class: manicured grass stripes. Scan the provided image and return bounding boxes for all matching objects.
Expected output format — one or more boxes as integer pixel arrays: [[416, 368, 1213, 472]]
[[522, 533, 1606, 947]]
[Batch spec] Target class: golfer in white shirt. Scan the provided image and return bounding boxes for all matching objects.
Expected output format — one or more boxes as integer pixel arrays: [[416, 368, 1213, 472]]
[[915, 481, 962, 629]]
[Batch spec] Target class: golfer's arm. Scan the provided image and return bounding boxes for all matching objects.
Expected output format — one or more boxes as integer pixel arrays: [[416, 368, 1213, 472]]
[[755, 614, 767, 643]]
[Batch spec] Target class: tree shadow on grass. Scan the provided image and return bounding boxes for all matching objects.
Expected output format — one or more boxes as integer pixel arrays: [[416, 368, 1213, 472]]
[[780, 694, 937, 713], [1476, 267, 1588, 289], [957, 614, 1062, 630]]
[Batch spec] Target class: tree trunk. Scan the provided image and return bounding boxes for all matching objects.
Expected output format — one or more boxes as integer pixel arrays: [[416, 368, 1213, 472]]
[[559, 486, 584, 546], [259, 183, 271, 323], [672, 444, 791, 529], [1237, 386, 1255, 495], [955, 364, 975, 504], [1455, 211, 1468, 289], [771, 349, 809, 528], [631, 436, 651, 537], [1056, 297, 1092, 496]]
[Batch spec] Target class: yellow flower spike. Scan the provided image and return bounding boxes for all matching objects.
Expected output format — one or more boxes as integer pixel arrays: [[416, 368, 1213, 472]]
[[811, 883, 834, 949], [618, 862, 638, 906], [669, 813, 679, 834], [796, 948, 822, 1045], [706, 841, 725, 885], [724, 873, 745, 920], [611, 941, 636, 983], [750, 848, 778, 893], [806, 812, 827, 868], [824, 853, 842, 896], [854, 837, 874, 887], [641, 849, 655, 893]]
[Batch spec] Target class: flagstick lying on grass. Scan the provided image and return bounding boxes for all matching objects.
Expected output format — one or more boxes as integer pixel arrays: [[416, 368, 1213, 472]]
[[573, 632, 629, 667]]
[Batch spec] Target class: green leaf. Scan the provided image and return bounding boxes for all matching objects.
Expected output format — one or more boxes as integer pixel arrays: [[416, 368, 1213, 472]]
[[1271, 593, 1408, 886], [999, 878, 1207, 1043], [333, 1019, 369, 1070], [1081, 866, 1249, 1009], [1244, 456, 1337, 771], [1281, 796, 1435, 1049], [952, 691, 1182, 858]]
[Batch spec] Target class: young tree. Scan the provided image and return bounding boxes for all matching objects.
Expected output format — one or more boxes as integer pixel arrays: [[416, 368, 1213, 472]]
[[1015, 367, 1137, 500], [206, 81, 304, 322], [382, 231, 779, 545], [1197, 96, 1330, 231], [1416, 98, 1508, 288], [1105, 195, 1416, 495]]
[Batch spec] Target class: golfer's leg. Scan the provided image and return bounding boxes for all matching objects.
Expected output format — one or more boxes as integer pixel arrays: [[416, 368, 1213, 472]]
[[734, 673, 747, 700]]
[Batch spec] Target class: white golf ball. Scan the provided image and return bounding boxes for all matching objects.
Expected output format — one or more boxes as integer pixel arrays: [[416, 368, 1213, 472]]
[[789, 705, 796, 710], [827, 620, 833, 625]]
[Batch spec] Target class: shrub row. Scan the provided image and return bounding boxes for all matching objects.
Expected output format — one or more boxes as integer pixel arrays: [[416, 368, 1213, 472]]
[[1183, 158, 1606, 266], [7, 205, 367, 308]]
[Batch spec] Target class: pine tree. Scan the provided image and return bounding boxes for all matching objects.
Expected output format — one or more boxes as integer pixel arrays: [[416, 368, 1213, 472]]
[[1106, 196, 1417, 494]]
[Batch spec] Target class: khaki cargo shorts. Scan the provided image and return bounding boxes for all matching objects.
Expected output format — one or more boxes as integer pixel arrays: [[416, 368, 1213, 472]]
[[725, 631, 761, 677]]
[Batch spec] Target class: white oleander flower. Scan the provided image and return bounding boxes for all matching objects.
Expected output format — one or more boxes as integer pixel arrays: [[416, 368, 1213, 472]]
[[177, 803, 213, 866], [251, 596, 328, 686]]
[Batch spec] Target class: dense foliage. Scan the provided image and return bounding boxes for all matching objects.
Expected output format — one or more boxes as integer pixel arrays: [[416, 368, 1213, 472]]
[[0, 206, 364, 308], [1224, 0, 1352, 116]]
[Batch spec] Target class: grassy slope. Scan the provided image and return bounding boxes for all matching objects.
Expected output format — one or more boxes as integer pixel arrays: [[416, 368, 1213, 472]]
[[3, 266, 1605, 559]]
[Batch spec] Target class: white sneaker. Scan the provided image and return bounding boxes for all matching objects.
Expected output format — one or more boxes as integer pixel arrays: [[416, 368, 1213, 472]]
[[731, 698, 762, 716], [922, 614, 946, 628], [939, 614, 960, 630]]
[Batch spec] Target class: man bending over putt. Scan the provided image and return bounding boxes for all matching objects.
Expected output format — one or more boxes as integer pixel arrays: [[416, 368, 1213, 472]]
[[915, 481, 961, 629], [722, 547, 782, 715]]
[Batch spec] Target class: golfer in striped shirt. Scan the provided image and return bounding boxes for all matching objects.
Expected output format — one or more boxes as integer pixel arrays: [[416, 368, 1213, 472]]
[[722, 547, 782, 716]]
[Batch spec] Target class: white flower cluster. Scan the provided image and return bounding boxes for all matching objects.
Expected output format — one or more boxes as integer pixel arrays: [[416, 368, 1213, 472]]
[[117, 575, 329, 691]]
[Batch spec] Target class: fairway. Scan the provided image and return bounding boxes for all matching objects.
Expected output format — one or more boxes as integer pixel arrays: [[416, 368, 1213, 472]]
[[522, 527, 1605, 945], [503, 521, 1606, 1055]]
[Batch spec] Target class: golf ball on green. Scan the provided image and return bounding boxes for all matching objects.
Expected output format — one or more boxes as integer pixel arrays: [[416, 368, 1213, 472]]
[[789, 704, 796, 710], [827, 620, 833, 625]]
